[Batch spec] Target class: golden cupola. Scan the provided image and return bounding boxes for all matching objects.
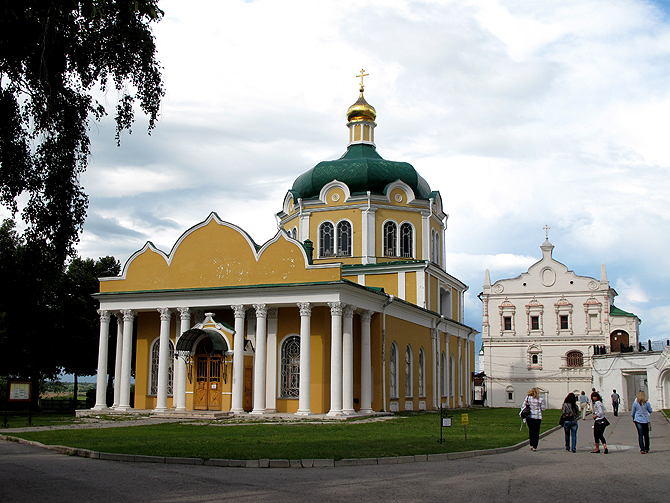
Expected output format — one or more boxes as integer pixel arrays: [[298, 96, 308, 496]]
[[347, 69, 376, 146]]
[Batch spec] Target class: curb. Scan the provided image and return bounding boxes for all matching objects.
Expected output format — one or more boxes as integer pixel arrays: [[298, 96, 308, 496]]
[[0, 424, 563, 469]]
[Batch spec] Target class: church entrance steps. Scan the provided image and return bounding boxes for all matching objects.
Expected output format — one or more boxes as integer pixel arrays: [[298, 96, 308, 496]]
[[150, 410, 233, 420]]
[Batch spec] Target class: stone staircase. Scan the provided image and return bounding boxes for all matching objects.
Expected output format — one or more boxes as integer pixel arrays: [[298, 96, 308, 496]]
[[149, 410, 233, 420]]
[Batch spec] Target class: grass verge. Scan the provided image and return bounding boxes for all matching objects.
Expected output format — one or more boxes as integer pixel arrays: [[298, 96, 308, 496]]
[[10, 408, 560, 460], [1, 412, 84, 429]]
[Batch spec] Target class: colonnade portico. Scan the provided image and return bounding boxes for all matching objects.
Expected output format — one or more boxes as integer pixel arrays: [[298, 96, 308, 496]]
[[93, 300, 377, 416]]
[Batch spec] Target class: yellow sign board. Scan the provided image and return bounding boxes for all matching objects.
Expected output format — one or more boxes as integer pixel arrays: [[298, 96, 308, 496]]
[[461, 413, 469, 425]]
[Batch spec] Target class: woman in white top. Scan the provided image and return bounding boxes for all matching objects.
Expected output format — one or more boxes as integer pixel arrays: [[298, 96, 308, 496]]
[[591, 392, 608, 454], [520, 387, 546, 451]]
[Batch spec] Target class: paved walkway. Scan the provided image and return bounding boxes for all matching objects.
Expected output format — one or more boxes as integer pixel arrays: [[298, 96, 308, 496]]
[[1, 412, 668, 502]]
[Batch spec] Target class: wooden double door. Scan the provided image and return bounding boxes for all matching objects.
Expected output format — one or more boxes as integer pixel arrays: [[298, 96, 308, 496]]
[[194, 346, 223, 410]]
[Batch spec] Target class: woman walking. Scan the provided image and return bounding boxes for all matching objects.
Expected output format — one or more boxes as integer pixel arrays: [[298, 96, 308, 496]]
[[591, 392, 609, 454], [631, 391, 653, 454], [520, 387, 546, 451], [561, 393, 579, 452]]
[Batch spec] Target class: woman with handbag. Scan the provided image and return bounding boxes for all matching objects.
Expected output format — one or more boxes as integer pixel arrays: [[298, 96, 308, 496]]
[[561, 393, 579, 452], [631, 391, 652, 454], [591, 392, 609, 454], [520, 387, 545, 451]]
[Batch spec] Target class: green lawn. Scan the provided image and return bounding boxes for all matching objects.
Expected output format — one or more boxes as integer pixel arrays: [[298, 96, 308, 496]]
[[1, 412, 84, 429], [9, 408, 561, 460]]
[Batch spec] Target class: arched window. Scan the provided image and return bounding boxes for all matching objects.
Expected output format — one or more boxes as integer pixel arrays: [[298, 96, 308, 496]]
[[318, 222, 335, 257], [418, 347, 425, 397], [150, 338, 174, 396], [383, 221, 397, 257], [280, 335, 300, 397], [390, 342, 398, 398], [291, 227, 298, 240], [336, 220, 352, 257], [431, 229, 440, 265], [405, 345, 413, 397], [400, 222, 413, 258], [566, 350, 584, 367]]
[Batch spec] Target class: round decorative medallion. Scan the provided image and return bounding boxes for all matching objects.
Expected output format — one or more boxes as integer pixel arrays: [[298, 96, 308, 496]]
[[395, 194, 403, 202], [588, 280, 598, 290], [493, 284, 504, 294], [331, 193, 340, 202], [540, 267, 556, 287]]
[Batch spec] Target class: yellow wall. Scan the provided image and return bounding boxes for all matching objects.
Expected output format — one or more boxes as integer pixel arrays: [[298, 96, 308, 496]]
[[385, 315, 432, 411], [405, 271, 417, 305], [101, 218, 341, 294], [365, 273, 398, 297]]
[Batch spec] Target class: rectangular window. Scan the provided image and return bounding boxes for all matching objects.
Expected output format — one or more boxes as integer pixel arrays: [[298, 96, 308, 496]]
[[560, 315, 569, 330], [503, 316, 512, 331], [531, 316, 539, 330], [589, 313, 598, 330]]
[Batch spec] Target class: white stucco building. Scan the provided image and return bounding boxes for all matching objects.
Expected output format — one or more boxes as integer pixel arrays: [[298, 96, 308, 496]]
[[480, 237, 641, 409], [593, 345, 670, 412]]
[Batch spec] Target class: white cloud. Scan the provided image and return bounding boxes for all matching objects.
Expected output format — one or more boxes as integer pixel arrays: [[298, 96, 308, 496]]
[[72, 0, 670, 342]]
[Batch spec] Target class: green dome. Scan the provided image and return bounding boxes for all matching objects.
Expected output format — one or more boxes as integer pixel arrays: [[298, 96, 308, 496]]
[[291, 144, 432, 200]]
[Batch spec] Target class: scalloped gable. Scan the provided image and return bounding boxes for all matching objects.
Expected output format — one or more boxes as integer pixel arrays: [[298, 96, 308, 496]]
[[100, 215, 341, 293]]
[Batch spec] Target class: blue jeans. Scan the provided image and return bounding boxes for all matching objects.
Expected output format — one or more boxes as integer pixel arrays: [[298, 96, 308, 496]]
[[563, 420, 578, 451], [634, 421, 650, 452]]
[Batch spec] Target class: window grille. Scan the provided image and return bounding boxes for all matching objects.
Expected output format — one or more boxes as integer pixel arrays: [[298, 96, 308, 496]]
[[400, 223, 413, 258], [383, 221, 397, 257], [150, 339, 174, 395], [319, 222, 335, 257], [336, 220, 352, 256], [280, 336, 300, 397], [566, 350, 583, 367]]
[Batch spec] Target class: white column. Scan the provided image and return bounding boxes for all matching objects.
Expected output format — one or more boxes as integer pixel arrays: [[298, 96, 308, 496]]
[[112, 313, 123, 408], [465, 336, 471, 406], [175, 307, 190, 411], [155, 308, 172, 411], [327, 301, 344, 416], [342, 305, 355, 414], [432, 328, 439, 410], [359, 309, 373, 414], [458, 338, 463, 407], [445, 332, 450, 406], [251, 304, 267, 415], [296, 302, 313, 415], [266, 307, 279, 413], [93, 310, 111, 410], [231, 305, 246, 413], [361, 205, 377, 265], [118, 309, 135, 410]]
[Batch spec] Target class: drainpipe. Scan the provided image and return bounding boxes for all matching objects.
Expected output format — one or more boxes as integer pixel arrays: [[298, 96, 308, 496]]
[[381, 295, 394, 412]]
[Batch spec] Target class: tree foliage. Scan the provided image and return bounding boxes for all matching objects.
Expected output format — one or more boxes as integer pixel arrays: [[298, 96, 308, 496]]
[[0, 218, 121, 381], [60, 255, 121, 377], [0, 0, 164, 264]]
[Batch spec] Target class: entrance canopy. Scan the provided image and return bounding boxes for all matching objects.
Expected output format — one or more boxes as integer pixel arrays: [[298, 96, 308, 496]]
[[176, 328, 229, 354]]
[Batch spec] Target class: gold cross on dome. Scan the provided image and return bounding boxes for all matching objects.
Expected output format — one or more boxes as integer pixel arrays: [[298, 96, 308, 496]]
[[543, 224, 551, 239], [357, 69, 369, 91]]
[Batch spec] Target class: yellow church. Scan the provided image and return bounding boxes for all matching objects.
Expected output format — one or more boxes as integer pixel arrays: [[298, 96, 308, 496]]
[[91, 74, 477, 416]]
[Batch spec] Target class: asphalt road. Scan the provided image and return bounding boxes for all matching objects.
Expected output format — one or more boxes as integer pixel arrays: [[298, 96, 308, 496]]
[[1, 413, 668, 503]]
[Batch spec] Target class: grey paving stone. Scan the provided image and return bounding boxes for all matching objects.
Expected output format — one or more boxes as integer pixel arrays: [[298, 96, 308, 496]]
[[269, 459, 290, 468], [134, 455, 165, 463], [165, 456, 203, 465], [204, 459, 229, 467], [99, 452, 135, 462]]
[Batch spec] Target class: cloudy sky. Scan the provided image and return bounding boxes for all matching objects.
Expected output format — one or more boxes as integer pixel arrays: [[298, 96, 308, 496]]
[[70, 0, 670, 351]]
